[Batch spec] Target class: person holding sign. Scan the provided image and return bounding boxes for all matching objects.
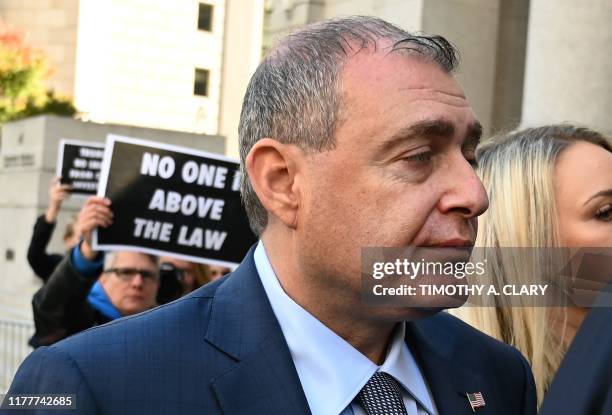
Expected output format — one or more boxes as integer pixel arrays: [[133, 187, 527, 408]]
[[26, 177, 81, 281], [10, 16, 535, 414], [28, 196, 160, 348]]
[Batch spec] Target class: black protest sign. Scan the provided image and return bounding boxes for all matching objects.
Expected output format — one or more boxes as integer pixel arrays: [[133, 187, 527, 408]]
[[93, 135, 257, 266], [56, 139, 105, 196]]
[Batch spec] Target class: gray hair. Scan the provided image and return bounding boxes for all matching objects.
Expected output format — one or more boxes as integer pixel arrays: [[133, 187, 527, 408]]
[[103, 251, 159, 272], [239, 16, 460, 235]]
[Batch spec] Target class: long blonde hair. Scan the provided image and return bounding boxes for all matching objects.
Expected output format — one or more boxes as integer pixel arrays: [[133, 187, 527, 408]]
[[453, 125, 611, 406]]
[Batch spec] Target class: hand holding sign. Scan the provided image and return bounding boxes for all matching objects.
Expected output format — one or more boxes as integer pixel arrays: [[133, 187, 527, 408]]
[[44, 177, 72, 223], [78, 196, 113, 260]]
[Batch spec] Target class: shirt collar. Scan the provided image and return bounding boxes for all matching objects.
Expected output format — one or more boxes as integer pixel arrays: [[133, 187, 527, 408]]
[[382, 323, 437, 415], [254, 241, 436, 415]]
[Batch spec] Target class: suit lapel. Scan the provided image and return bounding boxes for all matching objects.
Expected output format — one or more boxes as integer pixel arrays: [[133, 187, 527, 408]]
[[406, 317, 488, 415], [204, 247, 492, 414], [205, 247, 311, 415]]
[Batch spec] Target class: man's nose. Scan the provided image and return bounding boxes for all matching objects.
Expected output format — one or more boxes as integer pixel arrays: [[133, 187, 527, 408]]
[[437, 154, 489, 218], [130, 273, 145, 287]]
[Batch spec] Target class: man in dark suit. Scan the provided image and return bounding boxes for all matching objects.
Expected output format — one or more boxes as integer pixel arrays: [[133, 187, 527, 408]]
[[7, 16, 536, 414]]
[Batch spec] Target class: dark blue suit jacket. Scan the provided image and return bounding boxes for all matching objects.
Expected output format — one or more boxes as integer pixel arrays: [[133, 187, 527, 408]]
[[7, 248, 536, 414], [540, 304, 612, 415]]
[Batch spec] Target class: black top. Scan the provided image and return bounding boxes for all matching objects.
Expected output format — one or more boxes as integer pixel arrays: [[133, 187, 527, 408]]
[[26, 214, 64, 281], [540, 291, 612, 415], [29, 255, 110, 349]]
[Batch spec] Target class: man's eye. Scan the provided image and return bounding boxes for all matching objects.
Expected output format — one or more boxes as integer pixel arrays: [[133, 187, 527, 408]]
[[404, 152, 432, 163], [595, 204, 612, 222]]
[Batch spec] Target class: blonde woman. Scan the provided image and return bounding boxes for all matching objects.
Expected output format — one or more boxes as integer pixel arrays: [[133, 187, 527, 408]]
[[453, 124, 612, 405]]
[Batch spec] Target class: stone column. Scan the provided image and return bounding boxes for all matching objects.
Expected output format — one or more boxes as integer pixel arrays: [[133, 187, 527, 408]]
[[219, 0, 265, 158], [422, 0, 501, 136], [522, 0, 612, 135], [491, 0, 530, 133]]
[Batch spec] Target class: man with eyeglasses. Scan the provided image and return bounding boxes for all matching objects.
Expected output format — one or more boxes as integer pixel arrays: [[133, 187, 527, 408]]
[[96, 252, 160, 317], [28, 197, 160, 348]]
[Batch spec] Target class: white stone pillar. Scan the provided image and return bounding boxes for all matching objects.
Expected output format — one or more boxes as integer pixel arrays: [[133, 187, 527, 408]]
[[422, 0, 501, 136], [491, 0, 530, 133], [522, 0, 612, 135], [220, 0, 265, 158]]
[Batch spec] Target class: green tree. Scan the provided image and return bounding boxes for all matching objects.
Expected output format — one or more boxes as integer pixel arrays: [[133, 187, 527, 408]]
[[0, 20, 76, 123]]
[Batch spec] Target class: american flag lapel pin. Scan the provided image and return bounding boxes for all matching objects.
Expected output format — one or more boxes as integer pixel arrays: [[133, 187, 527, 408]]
[[466, 392, 486, 412]]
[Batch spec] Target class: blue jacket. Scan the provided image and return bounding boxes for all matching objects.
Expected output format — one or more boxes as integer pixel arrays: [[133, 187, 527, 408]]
[[8, 247, 536, 414]]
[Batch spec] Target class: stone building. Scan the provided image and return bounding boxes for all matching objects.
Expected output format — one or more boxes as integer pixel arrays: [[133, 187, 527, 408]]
[[0, 0, 265, 157], [263, 0, 612, 136]]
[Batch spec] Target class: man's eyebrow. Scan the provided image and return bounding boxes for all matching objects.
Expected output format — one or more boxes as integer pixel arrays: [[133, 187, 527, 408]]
[[463, 122, 483, 149], [379, 119, 483, 154], [379, 119, 455, 154], [583, 189, 612, 206]]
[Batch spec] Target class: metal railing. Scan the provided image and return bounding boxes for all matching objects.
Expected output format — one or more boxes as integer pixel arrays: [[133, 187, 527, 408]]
[[0, 318, 34, 393]]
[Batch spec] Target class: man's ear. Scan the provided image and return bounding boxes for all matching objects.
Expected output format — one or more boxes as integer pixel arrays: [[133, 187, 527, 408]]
[[245, 139, 303, 229]]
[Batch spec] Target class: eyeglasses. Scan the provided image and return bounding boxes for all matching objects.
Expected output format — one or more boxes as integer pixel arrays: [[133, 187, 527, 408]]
[[103, 267, 159, 283]]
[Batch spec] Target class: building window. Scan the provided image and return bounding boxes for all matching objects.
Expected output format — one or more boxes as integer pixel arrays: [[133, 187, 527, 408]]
[[198, 3, 213, 31], [194, 68, 210, 97]]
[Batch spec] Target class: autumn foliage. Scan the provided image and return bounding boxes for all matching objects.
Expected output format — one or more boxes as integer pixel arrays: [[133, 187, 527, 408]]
[[0, 20, 76, 123]]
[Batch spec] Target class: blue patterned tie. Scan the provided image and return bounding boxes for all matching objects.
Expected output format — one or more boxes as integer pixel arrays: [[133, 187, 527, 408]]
[[357, 372, 408, 415]]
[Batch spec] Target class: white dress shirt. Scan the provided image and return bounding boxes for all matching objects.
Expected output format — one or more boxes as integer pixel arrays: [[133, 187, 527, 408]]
[[254, 241, 438, 415]]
